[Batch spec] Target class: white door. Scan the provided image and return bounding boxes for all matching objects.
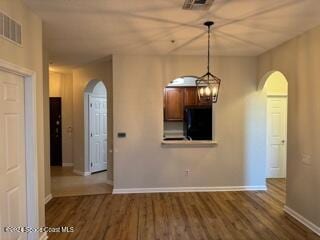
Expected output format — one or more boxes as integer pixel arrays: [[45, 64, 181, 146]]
[[89, 96, 107, 173], [0, 71, 27, 240], [267, 97, 287, 178]]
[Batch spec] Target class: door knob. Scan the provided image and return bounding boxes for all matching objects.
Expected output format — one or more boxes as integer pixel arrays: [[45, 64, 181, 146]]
[[281, 140, 285, 144]]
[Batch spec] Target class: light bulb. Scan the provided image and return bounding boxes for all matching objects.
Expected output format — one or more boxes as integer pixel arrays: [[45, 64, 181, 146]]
[[205, 86, 211, 96], [212, 86, 218, 96], [199, 87, 204, 96]]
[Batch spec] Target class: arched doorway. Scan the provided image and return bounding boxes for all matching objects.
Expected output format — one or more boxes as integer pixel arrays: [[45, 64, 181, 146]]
[[259, 71, 288, 178], [84, 80, 108, 174]]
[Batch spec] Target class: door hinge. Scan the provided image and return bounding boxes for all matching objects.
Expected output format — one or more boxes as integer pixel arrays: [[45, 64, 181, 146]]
[[91, 162, 93, 167], [90, 103, 93, 107], [90, 133, 93, 137]]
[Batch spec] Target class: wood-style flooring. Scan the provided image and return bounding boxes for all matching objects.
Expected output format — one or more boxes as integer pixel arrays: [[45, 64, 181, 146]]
[[45, 179, 320, 240]]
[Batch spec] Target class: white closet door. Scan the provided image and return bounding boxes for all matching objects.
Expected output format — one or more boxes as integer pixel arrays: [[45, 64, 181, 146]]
[[0, 71, 27, 240], [267, 97, 287, 178], [89, 96, 107, 173]]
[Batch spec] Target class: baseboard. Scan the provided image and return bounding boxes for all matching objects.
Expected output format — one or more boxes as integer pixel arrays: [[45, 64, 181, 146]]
[[284, 206, 320, 236], [62, 162, 73, 167], [73, 169, 91, 176], [39, 232, 48, 240], [45, 194, 53, 204], [113, 185, 267, 194]]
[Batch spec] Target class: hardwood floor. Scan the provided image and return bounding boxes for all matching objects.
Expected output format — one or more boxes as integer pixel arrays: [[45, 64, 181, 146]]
[[45, 179, 319, 240]]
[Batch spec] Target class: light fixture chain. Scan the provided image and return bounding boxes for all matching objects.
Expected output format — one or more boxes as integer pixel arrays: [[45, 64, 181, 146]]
[[207, 24, 210, 74]]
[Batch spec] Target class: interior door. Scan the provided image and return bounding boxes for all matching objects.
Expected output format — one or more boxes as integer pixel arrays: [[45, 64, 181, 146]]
[[0, 71, 27, 240], [267, 97, 287, 178], [49, 97, 62, 166], [89, 96, 107, 173]]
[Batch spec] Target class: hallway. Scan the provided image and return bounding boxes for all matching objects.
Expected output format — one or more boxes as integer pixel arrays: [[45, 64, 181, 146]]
[[51, 167, 112, 197]]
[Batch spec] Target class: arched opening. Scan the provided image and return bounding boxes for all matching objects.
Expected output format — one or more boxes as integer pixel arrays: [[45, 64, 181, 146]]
[[259, 71, 288, 179], [84, 80, 108, 175]]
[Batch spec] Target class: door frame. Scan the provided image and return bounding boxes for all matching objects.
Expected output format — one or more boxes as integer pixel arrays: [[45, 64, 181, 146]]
[[0, 59, 39, 240], [266, 94, 288, 178]]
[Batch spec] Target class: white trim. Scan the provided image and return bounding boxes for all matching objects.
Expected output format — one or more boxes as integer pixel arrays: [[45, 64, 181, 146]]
[[62, 162, 74, 167], [73, 169, 91, 176], [45, 194, 53, 204], [113, 185, 267, 194], [39, 232, 48, 240], [284, 206, 320, 236], [84, 92, 90, 172], [161, 140, 218, 146], [0, 59, 39, 240]]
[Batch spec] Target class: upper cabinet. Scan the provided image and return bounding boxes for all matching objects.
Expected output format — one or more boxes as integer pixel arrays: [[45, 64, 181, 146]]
[[164, 88, 184, 121], [184, 87, 198, 106], [164, 87, 211, 121]]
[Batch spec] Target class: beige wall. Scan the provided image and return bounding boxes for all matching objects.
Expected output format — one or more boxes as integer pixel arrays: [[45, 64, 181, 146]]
[[113, 55, 266, 190], [258, 26, 320, 227], [0, 0, 45, 227], [49, 71, 62, 97], [72, 58, 113, 180], [43, 32, 51, 198], [49, 71, 73, 165]]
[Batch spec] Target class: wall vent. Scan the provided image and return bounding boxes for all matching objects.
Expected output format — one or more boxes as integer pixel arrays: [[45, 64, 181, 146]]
[[0, 11, 22, 45], [183, 0, 214, 10]]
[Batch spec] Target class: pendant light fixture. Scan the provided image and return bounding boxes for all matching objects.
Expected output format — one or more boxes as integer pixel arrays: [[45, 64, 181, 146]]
[[196, 21, 221, 103]]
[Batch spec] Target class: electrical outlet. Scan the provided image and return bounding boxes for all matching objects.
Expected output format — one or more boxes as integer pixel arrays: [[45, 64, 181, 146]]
[[185, 169, 191, 176]]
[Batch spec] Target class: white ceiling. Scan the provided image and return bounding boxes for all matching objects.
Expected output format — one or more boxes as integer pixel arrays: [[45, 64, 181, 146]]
[[24, 0, 320, 69]]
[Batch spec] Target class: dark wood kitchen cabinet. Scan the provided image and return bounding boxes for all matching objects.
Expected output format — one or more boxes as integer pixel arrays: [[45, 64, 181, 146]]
[[164, 88, 184, 121], [164, 87, 211, 121], [184, 87, 198, 106]]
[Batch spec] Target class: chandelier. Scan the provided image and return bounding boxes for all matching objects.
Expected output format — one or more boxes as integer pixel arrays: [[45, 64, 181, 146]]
[[196, 21, 221, 103]]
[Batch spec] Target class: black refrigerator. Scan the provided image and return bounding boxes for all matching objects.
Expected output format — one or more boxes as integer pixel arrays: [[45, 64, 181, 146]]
[[184, 106, 212, 140]]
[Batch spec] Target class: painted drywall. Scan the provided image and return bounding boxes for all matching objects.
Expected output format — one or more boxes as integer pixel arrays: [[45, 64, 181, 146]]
[[43, 34, 51, 198], [0, 0, 45, 227], [113, 55, 266, 190], [72, 58, 113, 180], [49, 71, 62, 97], [258, 25, 320, 227], [49, 71, 73, 165], [263, 71, 288, 96]]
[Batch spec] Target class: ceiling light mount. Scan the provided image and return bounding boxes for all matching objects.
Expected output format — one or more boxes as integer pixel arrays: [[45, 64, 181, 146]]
[[204, 21, 214, 28]]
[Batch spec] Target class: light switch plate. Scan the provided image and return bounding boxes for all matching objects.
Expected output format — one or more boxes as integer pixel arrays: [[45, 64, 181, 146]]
[[118, 132, 126, 138]]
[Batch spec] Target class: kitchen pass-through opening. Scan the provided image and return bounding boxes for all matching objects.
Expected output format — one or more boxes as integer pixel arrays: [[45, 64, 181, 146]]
[[163, 76, 213, 142]]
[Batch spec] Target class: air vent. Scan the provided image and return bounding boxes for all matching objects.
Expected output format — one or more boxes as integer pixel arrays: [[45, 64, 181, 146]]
[[183, 0, 214, 10], [0, 11, 22, 45]]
